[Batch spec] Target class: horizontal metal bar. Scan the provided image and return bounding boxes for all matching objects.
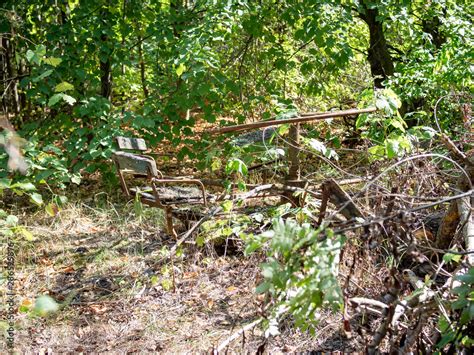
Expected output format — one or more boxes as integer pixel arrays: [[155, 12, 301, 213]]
[[208, 107, 377, 134]]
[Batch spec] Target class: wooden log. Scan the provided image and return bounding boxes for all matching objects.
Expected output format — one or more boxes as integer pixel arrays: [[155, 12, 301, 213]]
[[457, 196, 474, 265], [435, 201, 460, 249]]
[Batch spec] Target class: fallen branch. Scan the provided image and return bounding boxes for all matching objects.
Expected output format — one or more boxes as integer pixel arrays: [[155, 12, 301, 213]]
[[335, 190, 473, 234], [440, 134, 470, 164], [457, 196, 474, 265], [350, 297, 389, 309], [322, 178, 364, 221], [367, 275, 401, 355], [214, 318, 263, 354]]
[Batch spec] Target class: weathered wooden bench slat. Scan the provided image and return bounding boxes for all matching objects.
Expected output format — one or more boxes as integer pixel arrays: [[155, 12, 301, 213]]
[[115, 136, 147, 151], [112, 136, 210, 238], [112, 151, 158, 176]]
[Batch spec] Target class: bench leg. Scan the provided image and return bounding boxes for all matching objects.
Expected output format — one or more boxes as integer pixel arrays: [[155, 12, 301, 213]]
[[165, 206, 178, 239]]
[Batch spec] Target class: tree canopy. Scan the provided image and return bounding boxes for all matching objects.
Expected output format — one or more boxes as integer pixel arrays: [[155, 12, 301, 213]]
[[1, 1, 472, 352]]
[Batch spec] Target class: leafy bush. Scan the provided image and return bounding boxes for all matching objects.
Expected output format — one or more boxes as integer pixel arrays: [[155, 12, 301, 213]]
[[245, 218, 344, 335], [437, 267, 474, 351]]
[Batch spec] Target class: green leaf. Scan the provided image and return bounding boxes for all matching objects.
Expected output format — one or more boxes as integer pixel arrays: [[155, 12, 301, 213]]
[[386, 139, 400, 158], [32, 70, 53, 83], [389, 118, 406, 132], [70, 175, 81, 185], [26, 49, 35, 63], [443, 252, 462, 264], [43, 57, 62, 67], [62, 94, 76, 105], [368, 145, 385, 160], [18, 227, 34, 241], [33, 295, 59, 316], [225, 158, 248, 176], [30, 192, 44, 206], [355, 113, 372, 129], [221, 200, 233, 213], [176, 63, 186, 77], [0, 178, 11, 189], [55, 82, 74, 92], [375, 97, 390, 113], [277, 124, 290, 136], [11, 182, 36, 191], [256, 282, 270, 294], [45, 203, 59, 217], [6, 215, 18, 226], [48, 93, 64, 106], [57, 195, 68, 206], [245, 240, 262, 255]]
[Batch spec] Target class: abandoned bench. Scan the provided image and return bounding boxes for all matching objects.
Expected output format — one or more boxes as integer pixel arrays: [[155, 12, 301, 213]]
[[112, 136, 210, 238]]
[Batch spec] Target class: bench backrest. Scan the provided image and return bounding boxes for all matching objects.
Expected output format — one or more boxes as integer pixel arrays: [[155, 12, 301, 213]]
[[115, 136, 147, 151], [112, 151, 158, 177]]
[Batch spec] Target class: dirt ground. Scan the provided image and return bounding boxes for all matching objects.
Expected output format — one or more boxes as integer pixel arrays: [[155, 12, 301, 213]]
[[1, 184, 375, 353]]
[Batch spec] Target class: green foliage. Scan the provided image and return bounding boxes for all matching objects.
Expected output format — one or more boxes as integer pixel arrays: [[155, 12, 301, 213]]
[[33, 295, 59, 317], [2, 0, 470, 181], [0, 209, 32, 240], [356, 89, 423, 160], [437, 267, 474, 351], [245, 218, 344, 334]]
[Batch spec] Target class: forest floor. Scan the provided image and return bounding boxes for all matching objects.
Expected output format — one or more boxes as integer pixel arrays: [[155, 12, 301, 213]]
[[0, 134, 387, 353], [2, 123, 470, 353], [4, 183, 373, 353]]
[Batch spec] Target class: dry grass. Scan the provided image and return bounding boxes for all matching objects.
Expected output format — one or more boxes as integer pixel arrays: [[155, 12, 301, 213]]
[[1, 135, 449, 353], [2, 189, 374, 353]]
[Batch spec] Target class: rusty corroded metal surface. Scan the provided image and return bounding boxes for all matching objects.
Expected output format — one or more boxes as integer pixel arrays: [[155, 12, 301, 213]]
[[209, 107, 377, 134]]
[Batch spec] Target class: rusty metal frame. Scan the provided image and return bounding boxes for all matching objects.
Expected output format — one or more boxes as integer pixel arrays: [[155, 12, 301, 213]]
[[113, 153, 209, 238]]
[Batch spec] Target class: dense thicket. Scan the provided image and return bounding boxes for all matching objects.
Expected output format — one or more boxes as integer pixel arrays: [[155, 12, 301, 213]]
[[1, 0, 471, 187], [1, 2, 473, 352]]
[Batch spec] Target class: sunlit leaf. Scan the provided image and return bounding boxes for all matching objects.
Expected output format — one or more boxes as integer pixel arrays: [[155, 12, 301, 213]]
[[33, 295, 59, 316], [43, 57, 62, 67], [30, 192, 44, 206], [176, 63, 186, 77], [55, 82, 74, 92]]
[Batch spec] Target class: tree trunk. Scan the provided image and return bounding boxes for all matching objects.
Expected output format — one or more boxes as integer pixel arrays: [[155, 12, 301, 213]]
[[422, 16, 445, 49], [138, 36, 148, 99], [100, 5, 112, 101], [358, 2, 394, 88], [100, 32, 112, 101], [2, 34, 20, 114]]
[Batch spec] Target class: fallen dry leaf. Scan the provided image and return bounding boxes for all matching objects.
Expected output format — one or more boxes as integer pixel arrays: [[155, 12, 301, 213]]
[[62, 265, 75, 273], [413, 229, 434, 241], [38, 257, 53, 266], [89, 304, 108, 314]]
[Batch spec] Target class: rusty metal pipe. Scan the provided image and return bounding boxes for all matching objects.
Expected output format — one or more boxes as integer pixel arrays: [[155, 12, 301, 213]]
[[208, 107, 377, 135]]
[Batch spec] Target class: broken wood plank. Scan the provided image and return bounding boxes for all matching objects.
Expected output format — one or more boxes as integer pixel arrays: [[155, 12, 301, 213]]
[[322, 178, 364, 220]]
